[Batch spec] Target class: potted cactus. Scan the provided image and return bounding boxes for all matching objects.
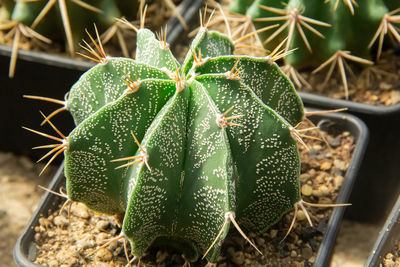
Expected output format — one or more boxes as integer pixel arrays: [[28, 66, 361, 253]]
[[14, 10, 369, 265], [228, 0, 400, 110]]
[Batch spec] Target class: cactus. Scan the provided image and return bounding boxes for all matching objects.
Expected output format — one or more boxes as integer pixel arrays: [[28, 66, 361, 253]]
[[25, 18, 308, 263], [0, 0, 187, 77], [229, 0, 400, 98], [2, 0, 122, 53]]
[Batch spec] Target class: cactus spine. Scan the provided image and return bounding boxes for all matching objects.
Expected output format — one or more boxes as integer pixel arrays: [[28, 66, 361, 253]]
[[28, 20, 306, 262]]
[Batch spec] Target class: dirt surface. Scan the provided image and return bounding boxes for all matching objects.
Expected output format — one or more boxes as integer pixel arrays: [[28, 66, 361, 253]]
[[0, 152, 56, 267], [27, 120, 360, 267], [331, 220, 382, 267], [298, 51, 400, 107]]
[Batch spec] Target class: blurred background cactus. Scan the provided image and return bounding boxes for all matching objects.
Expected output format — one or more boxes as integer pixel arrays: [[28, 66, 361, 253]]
[[228, 0, 400, 99], [0, 0, 186, 77]]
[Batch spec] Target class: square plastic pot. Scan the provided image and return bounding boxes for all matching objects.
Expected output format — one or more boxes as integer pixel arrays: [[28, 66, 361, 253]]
[[300, 91, 400, 224], [0, 0, 204, 162], [366, 195, 400, 266], [14, 111, 369, 267]]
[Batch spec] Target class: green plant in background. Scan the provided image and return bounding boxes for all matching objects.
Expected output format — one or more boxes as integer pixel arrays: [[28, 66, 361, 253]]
[[23, 10, 329, 263], [229, 0, 400, 99], [0, 0, 186, 77]]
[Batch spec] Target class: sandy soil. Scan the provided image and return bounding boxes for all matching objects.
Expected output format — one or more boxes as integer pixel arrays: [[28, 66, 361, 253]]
[[0, 152, 55, 267], [0, 130, 381, 266]]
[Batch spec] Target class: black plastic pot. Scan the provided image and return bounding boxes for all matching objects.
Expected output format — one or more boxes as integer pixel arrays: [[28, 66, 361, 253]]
[[14, 112, 369, 267], [0, 0, 204, 162], [299, 92, 400, 116], [300, 92, 400, 224], [366, 195, 400, 267]]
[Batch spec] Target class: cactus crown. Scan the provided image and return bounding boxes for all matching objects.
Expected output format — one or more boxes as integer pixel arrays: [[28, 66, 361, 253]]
[[28, 15, 306, 262]]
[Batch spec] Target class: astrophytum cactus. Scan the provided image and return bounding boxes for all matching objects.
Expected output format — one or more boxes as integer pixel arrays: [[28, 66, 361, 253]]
[[229, 0, 400, 98], [230, 0, 400, 66], [1, 0, 185, 77], [26, 20, 308, 263]]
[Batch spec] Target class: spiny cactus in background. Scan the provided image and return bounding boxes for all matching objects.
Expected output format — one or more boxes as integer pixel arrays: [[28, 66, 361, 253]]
[[23, 11, 339, 263], [229, 0, 400, 99], [0, 0, 186, 77]]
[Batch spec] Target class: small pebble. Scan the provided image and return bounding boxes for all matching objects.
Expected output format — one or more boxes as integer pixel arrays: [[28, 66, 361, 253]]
[[244, 258, 252, 264], [332, 167, 344, 176], [270, 229, 278, 239], [56, 250, 78, 265], [96, 248, 113, 262], [297, 210, 306, 221], [299, 173, 311, 183], [96, 232, 109, 243], [386, 252, 394, 259], [53, 215, 68, 228], [319, 185, 330, 196], [232, 236, 246, 247], [333, 159, 346, 170], [320, 161, 332, 170], [76, 238, 93, 250], [314, 173, 325, 184], [379, 82, 392, 90], [255, 237, 265, 247], [226, 246, 235, 257], [39, 217, 52, 229], [96, 220, 109, 231], [334, 175, 344, 189], [47, 260, 59, 267], [71, 203, 89, 219], [34, 233, 41, 242], [327, 136, 341, 147], [301, 184, 313, 197], [301, 246, 313, 260], [312, 189, 323, 197], [313, 144, 322, 150], [231, 251, 245, 265], [291, 250, 297, 258], [312, 184, 330, 197]]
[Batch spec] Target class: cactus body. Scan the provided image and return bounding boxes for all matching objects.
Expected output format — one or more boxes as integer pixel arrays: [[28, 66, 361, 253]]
[[61, 27, 304, 262], [230, 0, 395, 69]]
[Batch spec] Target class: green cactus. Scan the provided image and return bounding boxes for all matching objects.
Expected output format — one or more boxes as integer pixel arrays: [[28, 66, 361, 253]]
[[229, 0, 399, 97], [27, 23, 306, 263], [0, 1, 187, 77], [230, 0, 399, 66]]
